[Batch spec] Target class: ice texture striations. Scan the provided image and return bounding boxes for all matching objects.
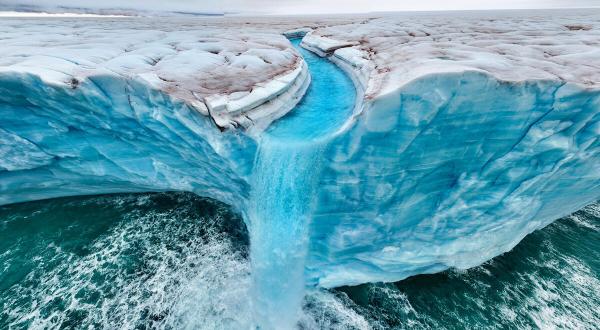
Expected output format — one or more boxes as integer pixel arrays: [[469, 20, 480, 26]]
[[308, 73, 600, 287], [1, 11, 600, 329]]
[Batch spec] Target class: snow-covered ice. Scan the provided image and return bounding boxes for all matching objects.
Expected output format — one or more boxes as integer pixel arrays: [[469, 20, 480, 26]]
[[0, 18, 309, 131], [306, 10, 600, 99]]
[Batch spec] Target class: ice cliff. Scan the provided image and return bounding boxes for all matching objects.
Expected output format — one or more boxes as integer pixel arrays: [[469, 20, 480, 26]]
[[1, 11, 599, 328], [299, 11, 600, 286]]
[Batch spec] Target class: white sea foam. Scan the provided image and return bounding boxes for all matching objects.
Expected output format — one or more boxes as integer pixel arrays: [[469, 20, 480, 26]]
[[1, 193, 369, 329]]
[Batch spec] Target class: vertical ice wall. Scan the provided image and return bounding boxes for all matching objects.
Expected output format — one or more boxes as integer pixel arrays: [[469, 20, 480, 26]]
[[306, 72, 600, 288], [0, 73, 256, 209]]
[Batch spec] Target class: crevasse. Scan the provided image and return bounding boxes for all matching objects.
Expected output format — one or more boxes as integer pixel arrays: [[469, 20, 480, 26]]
[[1, 35, 599, 329]]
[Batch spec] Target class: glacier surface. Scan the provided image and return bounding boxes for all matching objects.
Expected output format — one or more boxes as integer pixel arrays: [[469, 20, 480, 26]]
[[1, 11, 600, 328]]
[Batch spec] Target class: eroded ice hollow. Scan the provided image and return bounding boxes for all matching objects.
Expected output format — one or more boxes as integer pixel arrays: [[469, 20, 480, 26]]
[[1, 14, 600, 328]]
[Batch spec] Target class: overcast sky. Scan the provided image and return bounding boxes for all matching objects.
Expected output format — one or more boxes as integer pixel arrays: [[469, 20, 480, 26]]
[[4, 0, 600, 14]]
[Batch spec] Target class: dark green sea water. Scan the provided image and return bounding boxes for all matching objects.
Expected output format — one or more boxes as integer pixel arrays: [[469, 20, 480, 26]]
[[1, 192, 598, 329]]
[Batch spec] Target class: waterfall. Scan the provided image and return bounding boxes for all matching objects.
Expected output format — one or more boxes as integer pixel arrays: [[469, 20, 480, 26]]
[[248, 140, 324, 328], [245, 38, 356, 328]]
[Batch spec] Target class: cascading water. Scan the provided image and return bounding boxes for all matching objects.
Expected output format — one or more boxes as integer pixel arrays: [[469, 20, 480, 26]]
[[246, 38, 356, 329], [248, 141, 323, 328]]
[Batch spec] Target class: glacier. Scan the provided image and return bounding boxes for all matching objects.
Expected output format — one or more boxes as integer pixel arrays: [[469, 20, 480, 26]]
[[1, 12, 600, 329]]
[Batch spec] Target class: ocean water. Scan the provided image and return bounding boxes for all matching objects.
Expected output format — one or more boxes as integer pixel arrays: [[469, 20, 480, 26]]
[[335, 202, 600, 329], [0, 192, 598, 329]]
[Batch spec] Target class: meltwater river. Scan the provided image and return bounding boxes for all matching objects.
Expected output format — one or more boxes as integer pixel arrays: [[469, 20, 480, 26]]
[[246, 38, 355, 328]]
